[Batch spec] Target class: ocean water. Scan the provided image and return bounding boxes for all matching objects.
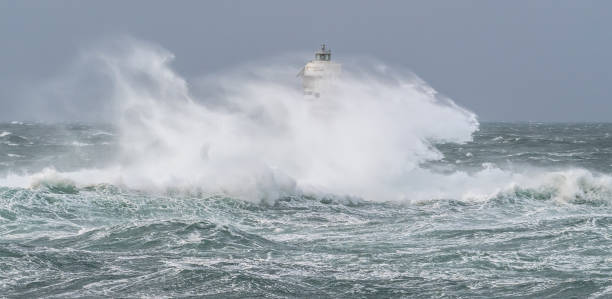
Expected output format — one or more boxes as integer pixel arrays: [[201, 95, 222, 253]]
[[0, 122, 611, 298], [1, 40, 611, 298]]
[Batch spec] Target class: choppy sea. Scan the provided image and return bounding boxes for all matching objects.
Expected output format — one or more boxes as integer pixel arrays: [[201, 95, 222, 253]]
[[0, 122, 611, 298]]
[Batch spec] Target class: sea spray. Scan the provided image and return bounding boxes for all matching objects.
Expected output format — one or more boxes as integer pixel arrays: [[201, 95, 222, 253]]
[[4, 40, 612, 207], [0, 56, 611, 297], [81, 39, 479, 201]]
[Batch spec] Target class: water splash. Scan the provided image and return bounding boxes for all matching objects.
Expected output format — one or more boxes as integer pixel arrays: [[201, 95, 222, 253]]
[[89, 39, 477, 201], [4, 39, 612, 206]]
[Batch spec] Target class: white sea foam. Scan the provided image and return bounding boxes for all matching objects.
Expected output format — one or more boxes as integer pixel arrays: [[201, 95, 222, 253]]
[[93, 39, 479, 201], [71, 141, 93, 147], [92, 131, 114, 136], [3, 38, 610, 204]]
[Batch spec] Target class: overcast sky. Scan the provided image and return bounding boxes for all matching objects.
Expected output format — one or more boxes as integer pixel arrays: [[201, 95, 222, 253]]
[[1, 1, 611, 122]]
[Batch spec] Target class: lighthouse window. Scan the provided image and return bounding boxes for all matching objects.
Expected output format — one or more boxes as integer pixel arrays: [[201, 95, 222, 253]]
[[316, 53, 331, 61]]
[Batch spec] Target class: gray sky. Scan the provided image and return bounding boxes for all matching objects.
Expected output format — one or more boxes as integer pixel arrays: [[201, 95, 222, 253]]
[[1, 0, 611, 122]]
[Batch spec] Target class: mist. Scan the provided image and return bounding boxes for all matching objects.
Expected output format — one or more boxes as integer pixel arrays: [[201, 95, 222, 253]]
[[0, 38, 483, 201], [5, 38, 608, 205]]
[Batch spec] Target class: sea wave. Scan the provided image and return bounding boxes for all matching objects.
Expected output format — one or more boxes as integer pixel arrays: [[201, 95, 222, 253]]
[[1, 165, 611, 207]]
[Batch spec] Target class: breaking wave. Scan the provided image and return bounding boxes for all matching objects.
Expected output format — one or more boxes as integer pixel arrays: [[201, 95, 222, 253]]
[[2, 38, 612, 206], [1, 39, 611, 298]]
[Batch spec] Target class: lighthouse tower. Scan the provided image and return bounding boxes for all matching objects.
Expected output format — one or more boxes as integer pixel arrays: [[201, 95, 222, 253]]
[[297, 44, 341, 98]]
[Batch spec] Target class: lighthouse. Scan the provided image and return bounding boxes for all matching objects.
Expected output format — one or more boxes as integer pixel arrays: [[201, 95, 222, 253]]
[[297, 44, 341, 98]]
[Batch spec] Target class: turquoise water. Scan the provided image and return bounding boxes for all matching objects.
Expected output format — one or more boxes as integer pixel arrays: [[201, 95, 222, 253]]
[[1, 122, 611, 298]]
